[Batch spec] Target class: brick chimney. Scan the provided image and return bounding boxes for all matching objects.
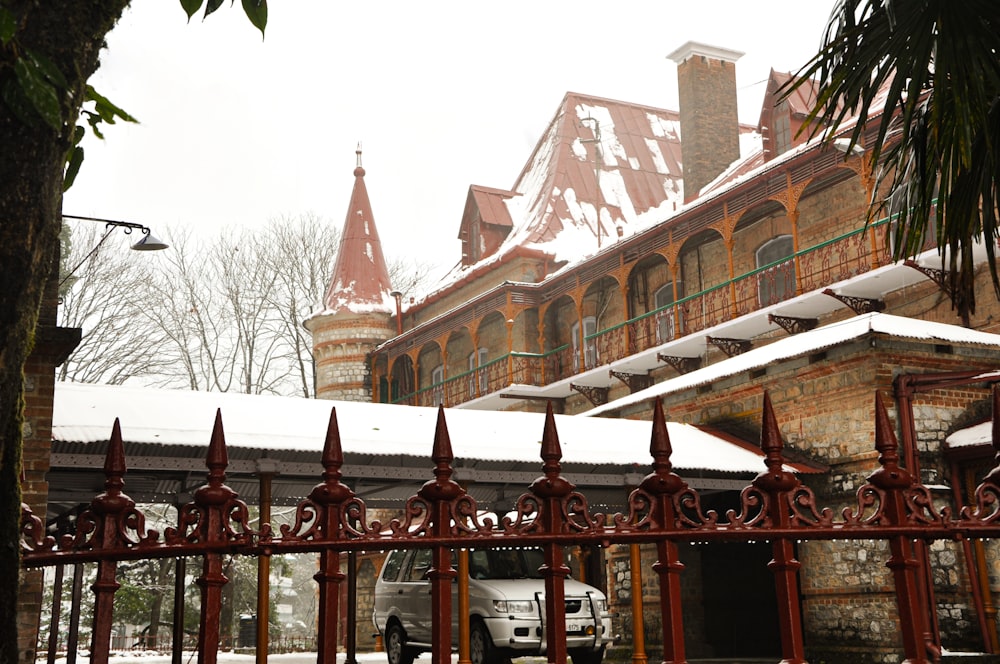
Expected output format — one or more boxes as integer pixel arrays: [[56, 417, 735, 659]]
[[667, 41, 744, 202]]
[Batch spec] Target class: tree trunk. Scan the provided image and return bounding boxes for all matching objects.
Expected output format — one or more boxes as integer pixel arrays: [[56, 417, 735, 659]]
[[0, 3, 130, 662]]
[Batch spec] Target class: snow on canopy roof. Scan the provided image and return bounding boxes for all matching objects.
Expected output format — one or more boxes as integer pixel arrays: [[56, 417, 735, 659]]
[[53, 382, 806, 475], [944, 380, 1000, 450], [947, 421, 994, 450], [587, 314, 1000, 417]]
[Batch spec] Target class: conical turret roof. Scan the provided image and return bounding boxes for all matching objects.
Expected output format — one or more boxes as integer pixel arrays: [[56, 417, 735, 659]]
[[320, 149, 394, 315]]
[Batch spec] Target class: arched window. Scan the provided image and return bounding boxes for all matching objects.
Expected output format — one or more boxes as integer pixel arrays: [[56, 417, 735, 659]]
[[467, 347, 488, 397], [431, 364, 444, 406], [571, 316, 598, 371], [654, 282, 683, 342], [756, 235, 795, 306]]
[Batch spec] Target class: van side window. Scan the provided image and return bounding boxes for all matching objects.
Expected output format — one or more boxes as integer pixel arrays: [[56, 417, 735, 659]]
[[381, 551, 406, 582], [469, 550, 490, 579], [406, 549, 433, 581]]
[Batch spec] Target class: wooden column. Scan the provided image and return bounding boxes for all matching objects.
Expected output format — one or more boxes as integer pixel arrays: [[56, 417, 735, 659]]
[[255, 460, 279, 664]]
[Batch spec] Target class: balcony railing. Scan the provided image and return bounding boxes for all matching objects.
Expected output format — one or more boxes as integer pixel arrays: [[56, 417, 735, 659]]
[[392, 219, 899, 406]]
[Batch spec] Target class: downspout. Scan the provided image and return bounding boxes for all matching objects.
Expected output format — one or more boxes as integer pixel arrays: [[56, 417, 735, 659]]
[[893, 372, 942, 661], [391, 290, 403, 335], [949, 460, 998, 652], [893, 368, 1000, 658]]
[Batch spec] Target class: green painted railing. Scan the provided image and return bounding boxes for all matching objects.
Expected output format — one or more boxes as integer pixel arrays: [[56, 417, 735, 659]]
[[391, 215, 905, 405]]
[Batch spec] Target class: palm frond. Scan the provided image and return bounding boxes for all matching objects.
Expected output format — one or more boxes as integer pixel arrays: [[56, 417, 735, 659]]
[[782, 0, 1000, 321]]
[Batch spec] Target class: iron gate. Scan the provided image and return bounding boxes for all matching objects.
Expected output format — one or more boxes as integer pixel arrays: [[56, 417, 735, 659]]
[[21, 389, 1000, 664]]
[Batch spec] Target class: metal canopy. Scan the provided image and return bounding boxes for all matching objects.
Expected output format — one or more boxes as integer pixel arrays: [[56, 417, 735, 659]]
[[46, 383, 821, 527]]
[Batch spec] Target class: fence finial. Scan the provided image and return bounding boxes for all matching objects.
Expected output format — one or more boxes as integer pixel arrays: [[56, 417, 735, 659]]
[[418, 405, 462, 502], [649, 398, 673, 473], [103, 417, 127, 494], [868, 391, 910, 489], [640, 398, 686, 495], [540, 400, 563, 474], [760, 391, 783, 468], [307, 407, 355, 506], [321, 407, 344, 484], [530, 401, 574, 499], [206, 409, 229, 483], [431, 404, 454, 474], [753, 391, 798, 493]]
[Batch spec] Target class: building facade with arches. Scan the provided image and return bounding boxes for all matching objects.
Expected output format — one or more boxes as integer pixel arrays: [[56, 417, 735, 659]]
[[310, 43, 1000, 661]]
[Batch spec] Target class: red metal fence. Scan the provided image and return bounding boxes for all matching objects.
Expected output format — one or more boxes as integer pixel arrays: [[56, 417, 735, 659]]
[[21, 388, 1000, 664]]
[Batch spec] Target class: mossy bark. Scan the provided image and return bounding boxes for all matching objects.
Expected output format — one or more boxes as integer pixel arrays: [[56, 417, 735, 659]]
[[0, 2, 130, 662]]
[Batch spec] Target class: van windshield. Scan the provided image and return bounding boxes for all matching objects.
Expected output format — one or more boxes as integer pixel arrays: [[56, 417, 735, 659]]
[[468, 548, 545, 580]]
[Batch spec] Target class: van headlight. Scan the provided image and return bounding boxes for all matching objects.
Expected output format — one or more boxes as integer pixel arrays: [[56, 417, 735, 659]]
[[493, 600, 535, 614], [592, 599, 606, 614]]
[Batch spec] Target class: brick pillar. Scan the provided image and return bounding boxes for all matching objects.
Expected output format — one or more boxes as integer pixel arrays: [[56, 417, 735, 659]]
[[18, 259, 81, 664]]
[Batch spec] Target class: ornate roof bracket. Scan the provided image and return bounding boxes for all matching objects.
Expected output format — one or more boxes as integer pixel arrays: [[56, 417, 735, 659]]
[[569, 383, 609, 407], [822, 288, 886, 314], [609, 369, 654, 394], [768, 313, 819, 335], [903, 260, 955, 299], [656, 353, 702, 374], [706, 336, 752, 358]]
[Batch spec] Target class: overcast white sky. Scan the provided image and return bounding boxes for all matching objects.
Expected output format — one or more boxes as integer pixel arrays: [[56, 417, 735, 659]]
[[64, 1, 836, 285]]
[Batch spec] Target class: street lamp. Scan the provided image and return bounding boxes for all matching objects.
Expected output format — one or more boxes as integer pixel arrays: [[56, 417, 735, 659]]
[[62, 214, 169, 251], [60, 213, 169, 287]]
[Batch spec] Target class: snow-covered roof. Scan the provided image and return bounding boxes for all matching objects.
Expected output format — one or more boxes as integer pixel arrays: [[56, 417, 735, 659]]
[[53, 382, 811, 475], [423, 91, 759, 305], [309, 152, 394, 320], [586, 314, 1000, 417], [947, 422, 993, 450]]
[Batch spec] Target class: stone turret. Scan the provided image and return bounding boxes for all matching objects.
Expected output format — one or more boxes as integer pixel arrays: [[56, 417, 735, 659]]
[[306, 149, 395, 402]]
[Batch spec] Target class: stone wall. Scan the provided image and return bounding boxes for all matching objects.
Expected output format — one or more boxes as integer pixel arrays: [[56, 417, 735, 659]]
[[602, 337, 1000, 660]]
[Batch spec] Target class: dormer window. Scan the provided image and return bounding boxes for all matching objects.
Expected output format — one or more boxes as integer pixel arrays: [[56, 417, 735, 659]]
[[773, 101, 792, 155]]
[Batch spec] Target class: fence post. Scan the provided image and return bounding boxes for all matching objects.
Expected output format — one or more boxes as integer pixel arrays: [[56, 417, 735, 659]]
[[752, 392, 807, 664], [293, 409, 355, 664], [46, 564, 64, 664], [256, 462, 276, 664], [67, 563, 83, 664], [172, 558, 187, 664], [639, 399, 687, 664], [530, 403, 573, 664], [868, 392, 931, 663], [419, 407, 463, 664], [187, 411, 251, 664], [87, 419, 135, 664], [628, 543, 647, 664]]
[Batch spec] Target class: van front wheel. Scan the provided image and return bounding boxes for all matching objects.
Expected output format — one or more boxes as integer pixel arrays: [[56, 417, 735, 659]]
[[568, 646, 605, 664], [469, 620, 499, 664], [385, 623, 416, 664]]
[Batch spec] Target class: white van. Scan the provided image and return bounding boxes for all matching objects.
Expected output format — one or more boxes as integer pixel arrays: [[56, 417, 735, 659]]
[[372, 547, 613, 664]]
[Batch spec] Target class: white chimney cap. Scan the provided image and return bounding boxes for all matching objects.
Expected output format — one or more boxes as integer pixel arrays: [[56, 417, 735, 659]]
[[667, 41, 744, 65]]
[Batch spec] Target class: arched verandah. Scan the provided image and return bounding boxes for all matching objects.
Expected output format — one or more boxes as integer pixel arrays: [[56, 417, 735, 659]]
[[627, 253, 683, 352], [416, 342, 443, 407], [388, 354, 415, 405]]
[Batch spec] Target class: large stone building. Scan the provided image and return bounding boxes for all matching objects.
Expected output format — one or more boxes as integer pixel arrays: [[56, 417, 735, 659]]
[[311, 44, 1000, 662]]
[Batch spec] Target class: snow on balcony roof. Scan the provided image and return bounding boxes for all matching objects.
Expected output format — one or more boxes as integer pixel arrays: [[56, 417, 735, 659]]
[[947, 421, 993, 449], [586, 314, 1000, 417], [944, 381, 1000, 449], [53, 382, 805, 475]]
